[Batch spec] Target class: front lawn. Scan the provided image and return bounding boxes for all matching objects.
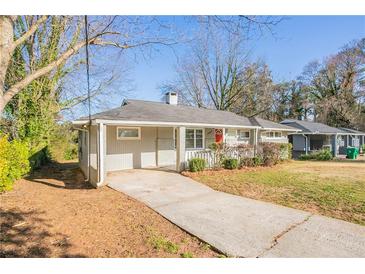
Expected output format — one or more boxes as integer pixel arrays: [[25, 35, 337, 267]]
[[184, 161, 365, 225]]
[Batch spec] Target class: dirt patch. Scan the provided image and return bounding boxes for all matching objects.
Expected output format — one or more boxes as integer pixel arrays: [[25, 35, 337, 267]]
[[0, 162, 219, 258]]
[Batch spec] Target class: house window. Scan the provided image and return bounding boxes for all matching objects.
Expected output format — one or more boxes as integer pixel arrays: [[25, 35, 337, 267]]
[[237, 130, 250, 141], [264, 131, 282, 138], [186, 128, 204, 149], [117, 127, 141, 140]]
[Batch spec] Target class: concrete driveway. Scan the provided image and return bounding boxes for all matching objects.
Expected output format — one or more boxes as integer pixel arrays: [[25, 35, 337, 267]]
[[107, 169, 365, 258]]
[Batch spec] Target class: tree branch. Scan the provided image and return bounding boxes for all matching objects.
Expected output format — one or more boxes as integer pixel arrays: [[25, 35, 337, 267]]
[[11, 15, 48, 52]]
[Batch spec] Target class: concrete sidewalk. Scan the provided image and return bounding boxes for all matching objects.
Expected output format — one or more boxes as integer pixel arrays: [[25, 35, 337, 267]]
[[107, 169, 365, 258]]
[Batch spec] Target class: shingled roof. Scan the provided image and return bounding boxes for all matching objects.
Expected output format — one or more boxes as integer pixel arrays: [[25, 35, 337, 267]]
[[74, 99, 300, 131], [249, 117, 299, 131], [339, 127, 365, 135], [76, 99, 256, 128], [280, 119, 348, 134]]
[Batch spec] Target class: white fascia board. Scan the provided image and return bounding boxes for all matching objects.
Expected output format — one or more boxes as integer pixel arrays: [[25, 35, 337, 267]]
[[289, 132, 340, 135], [260, 127, 301, 132], [93, 119, 260, 129], [72, 120, 89, 125]]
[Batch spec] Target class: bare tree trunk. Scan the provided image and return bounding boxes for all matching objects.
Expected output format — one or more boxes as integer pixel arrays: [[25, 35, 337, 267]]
[[0, 16, 16, 112]]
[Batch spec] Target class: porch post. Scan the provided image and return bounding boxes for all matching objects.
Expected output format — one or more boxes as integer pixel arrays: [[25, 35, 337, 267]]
[[176, 126, 186, 172], [253, 128, 258, 156], [332, 134, 338, 157], [98, 122, 105, 185]]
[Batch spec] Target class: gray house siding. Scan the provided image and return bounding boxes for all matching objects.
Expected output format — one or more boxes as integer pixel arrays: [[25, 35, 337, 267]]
[[292, 134, 306, 151]]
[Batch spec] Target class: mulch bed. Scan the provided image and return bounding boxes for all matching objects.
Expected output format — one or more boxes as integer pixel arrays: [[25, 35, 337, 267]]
[[0, 162, 219, 258]]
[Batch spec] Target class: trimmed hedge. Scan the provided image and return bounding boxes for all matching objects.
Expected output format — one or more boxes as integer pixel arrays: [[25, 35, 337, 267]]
[[0, 136, 30, 192], [223, 158, 238, 169], [189, 157, 206, 172], [299, 149, 333, 161]]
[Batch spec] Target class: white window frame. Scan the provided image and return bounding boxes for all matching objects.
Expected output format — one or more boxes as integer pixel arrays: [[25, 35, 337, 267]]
[[263, 131, 282, 138], [117, 127, 141, 140], [237, 129, 250, 141], [185, 128, 204, 150]]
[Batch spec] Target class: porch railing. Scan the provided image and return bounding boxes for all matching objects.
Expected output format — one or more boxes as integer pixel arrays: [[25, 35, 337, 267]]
[[185, 150, 216, 168]]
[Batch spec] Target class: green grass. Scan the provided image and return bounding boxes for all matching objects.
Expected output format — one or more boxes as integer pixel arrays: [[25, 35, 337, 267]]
[[187, 161, 365, 225], [180, 252, 194, 258], [149, 234, 180, 254]]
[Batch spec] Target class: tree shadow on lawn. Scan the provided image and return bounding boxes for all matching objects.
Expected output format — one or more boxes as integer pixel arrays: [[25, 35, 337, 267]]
[[0, 208, 86, 258], [25, 162, 93, 190]]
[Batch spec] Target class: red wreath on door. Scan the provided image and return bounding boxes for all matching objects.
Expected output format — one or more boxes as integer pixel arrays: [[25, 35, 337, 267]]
[[215, 129, 223, 143]]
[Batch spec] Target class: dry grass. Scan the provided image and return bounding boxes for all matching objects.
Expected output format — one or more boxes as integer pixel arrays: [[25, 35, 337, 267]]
[[0, 162, 219, 258], [184, 161, 365, 226]]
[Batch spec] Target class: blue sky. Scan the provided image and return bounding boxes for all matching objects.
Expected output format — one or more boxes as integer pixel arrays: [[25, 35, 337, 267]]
[[68, 16, 365, 119], [128, 16, 364, 101]]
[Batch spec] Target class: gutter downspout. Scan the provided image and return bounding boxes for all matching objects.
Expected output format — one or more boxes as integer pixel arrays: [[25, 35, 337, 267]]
[[302, 134, 308, 155]]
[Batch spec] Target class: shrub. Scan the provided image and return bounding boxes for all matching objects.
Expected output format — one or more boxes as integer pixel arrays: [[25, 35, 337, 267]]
[[236, 144, 254, 158], [261, 143, 281, 166], [240, 157, 254, 167], [64, 146, 78, 160], [222, 158, 238, 169], [315, 149, 333, 160], [298, 154, 312, 160], [252, 156, 263, 166], [189, 157, 206, 172], [299, 149, 333, 161], [240, 156, 262, 167], [0, 136, 30, 192], [29, 146, 51, 170], [279, 143, 292, 160]]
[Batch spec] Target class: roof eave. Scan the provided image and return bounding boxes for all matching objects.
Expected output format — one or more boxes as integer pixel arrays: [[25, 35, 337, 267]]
[[260, 127, 301, 132], [92, 119, 260, 129]]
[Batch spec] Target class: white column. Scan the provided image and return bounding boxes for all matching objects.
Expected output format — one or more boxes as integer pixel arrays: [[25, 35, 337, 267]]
[[176, 126, 186, 172], [98, 122, 105, 185]]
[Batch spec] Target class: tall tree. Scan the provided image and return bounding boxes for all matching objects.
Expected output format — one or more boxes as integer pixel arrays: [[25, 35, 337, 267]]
[[300, 39, 365, 129], [0, 15, 177, 114], [162, 16, 281, 113]]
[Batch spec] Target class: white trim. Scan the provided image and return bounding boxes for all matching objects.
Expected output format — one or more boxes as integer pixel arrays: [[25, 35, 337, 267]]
[[236, 129, 250, 141], [289, 132, 340, 135], [98, 123, 105, 186], [262, 131, 283, 139], [73, 119, 260, 129], [116, 126, 141, 140], [261, 127, 300, 132], [185, 128, 204, 150]]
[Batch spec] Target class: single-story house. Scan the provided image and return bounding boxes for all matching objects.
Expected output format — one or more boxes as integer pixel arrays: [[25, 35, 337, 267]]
[[338, 128, 365, 153], [72, 92, 298, 187], [280, 119, 365, 158]]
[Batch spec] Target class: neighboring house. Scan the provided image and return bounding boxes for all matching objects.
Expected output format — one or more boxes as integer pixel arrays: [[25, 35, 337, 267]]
[[72, 92, 298, 187], [338, 128, 365, 154], [280, 119, 365, 158]]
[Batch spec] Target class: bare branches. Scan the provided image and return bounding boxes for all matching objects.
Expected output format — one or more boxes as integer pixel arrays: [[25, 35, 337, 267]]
[[11, 15, 49, 52]]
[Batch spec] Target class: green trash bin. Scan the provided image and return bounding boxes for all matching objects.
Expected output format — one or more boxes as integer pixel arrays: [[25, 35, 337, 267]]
[[346, 147, 357, 159]]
